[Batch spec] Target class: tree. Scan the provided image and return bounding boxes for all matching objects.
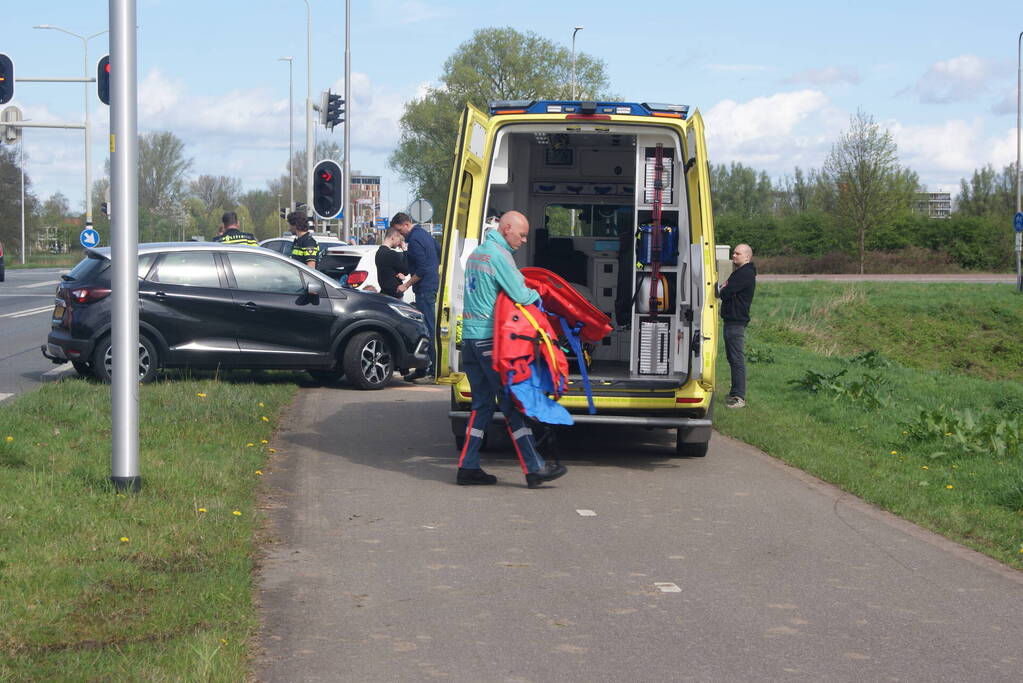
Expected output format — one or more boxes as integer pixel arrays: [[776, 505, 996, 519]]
[[823, 111, 915, 273], [711, 162, 774, 218], [139, 131, 192, 213], [956, 163, 1018, 218], [0, 144, 37, 258], [188, 175, 241, 215], [267, 140, 342, 210], [238, 189, 278, 239], [390, 27, 613, 217]]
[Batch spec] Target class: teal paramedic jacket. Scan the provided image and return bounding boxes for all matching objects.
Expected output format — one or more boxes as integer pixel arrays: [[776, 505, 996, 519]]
[[462, 229, 539, 341]]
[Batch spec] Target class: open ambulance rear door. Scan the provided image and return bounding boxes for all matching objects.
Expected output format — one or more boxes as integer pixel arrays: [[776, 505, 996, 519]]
[[435, 104, 494, 385]]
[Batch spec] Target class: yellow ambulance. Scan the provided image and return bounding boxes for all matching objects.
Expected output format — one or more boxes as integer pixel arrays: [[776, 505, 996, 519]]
[[436, 100, 719, 457]]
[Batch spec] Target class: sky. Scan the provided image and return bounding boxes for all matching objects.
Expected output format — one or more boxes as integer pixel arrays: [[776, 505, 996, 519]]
[[3, 0, 1021, 219]]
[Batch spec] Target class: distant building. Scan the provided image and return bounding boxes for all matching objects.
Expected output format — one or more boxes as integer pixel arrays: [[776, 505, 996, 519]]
[[913, 191, 951, 219], [349, 171, 381, 237]]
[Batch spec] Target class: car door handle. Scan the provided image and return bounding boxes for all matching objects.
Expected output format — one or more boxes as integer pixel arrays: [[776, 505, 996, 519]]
[[241, 301, 259, 311]]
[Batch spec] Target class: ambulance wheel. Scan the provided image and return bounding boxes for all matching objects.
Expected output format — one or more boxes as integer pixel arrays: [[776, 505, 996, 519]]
[[675, 431, 709, 458]]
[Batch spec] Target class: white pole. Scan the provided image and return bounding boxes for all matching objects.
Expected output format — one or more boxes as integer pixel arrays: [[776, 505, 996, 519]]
[[571, 26, 583, 100], [304, 0, 313, 225], [20, 132, 26, 265], [279, 57, 294, 212], [109, 0, 140, 492], [343, 0, 351, 242], [1016, 30, 1021, 293]]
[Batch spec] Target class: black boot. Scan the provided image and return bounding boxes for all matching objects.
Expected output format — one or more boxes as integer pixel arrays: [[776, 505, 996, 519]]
[[525, 463, 567, 489], [456, 467, 497, 485]]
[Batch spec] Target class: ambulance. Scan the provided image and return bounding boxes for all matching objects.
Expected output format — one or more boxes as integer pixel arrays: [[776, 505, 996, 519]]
[[436, 100, 719, 457]]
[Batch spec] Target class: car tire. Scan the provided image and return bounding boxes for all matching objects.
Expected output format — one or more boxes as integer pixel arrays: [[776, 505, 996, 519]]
[[342, 331, 393, 390], [308, 368, 344, 385], [72, 361, 94, 378], [92, 335, 160, 385], [675, 430, 709, 458]]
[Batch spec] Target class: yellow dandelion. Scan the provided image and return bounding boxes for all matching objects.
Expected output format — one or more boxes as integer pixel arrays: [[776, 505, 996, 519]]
[[4, 436, 12, 442], [921, 465, 929, 470], [901, 431, 908, 435], [260, 439, 268, 444], [268, 448, 276, 454], [255, 470, 263, 476], [220, 638, 228, 645], [952, 465, 958, 469], [889, 450, 897, 455], [198, 508, 207, 513], [946, 485, 954, 489], [232, 510, 242, 516], [245, 443, 255, 448], [258, 402, 265, 408], [120, 537, 130, 543], [196, 392, 207, 398], [261, 416, 269, 422], [944, 432, 953, 437]]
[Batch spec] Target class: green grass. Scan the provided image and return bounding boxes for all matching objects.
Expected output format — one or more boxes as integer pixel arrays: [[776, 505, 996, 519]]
[[7, 254, 82, 270], [715, 282, 1023, 568], [0, 374, 298, 680]]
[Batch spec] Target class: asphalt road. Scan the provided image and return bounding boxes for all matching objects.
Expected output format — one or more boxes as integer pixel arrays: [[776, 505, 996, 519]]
[[0, 267, 71, 402], [257, 384, 1023, 682]]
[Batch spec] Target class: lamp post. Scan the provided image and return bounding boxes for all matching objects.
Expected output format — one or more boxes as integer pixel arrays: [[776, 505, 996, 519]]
[[33, 24, 108, 231], [278, 56, 294, 213], [303, 0, 313, 225], [1015, 30, 1022, 293], [571, 26, 584, 100]]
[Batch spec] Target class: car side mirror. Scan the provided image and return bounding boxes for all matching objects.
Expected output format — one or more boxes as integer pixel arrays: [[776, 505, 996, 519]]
[[305, 281, 322, 304]]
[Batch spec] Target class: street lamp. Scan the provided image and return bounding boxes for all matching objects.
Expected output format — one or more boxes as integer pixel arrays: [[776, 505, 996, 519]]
[[33, 24, 108, 230], [303, 0, 313, 226], [571, 26, 584, 100], [1016, 30, 1022, 293], [278, 56, 294, 214]]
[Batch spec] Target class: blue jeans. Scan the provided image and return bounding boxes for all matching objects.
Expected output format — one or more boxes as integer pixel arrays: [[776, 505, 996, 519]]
[[458, 338, 546, 474], [724, 322, 747, 399], [414, 289, 437, 375]]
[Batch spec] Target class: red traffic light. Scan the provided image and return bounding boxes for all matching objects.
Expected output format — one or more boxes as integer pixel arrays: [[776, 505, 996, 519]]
[[320, 171, 333, 182]]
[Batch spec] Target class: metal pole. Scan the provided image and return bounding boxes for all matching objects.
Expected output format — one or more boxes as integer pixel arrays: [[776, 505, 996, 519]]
[[281, 57, 294, 213], [109, 0, 140, 493], [571, 26, 583, 100], [1016, 30, 1022, 293], [20, 133, 26, 265], [343, 0, 351, 242], [304, 0, 313, 223]]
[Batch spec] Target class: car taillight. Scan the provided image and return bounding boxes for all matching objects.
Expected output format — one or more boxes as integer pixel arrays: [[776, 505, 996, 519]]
[[69, 286, 112, 304], [347, 270, 368, 287]]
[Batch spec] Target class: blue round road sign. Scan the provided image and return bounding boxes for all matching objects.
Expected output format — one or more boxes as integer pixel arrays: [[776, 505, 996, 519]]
[[80, 228, 100, 248], [1014, 212, 1023, 233]]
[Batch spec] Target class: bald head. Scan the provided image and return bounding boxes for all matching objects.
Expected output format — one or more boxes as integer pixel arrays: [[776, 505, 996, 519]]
[[732, 243, 753, 267], [498, 211, 530, 251]]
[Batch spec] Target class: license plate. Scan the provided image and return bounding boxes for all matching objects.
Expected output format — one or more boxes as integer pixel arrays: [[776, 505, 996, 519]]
[[52, 302, 66, 323]]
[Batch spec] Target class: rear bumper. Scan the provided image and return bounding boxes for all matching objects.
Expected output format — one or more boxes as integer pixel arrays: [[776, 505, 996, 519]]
[[42, 329, 95, 363], [448, 410, 711, 429]]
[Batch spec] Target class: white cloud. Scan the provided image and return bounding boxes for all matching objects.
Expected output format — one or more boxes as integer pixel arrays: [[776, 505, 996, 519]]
[[783, 66, 860, 86], [907, 55, 993, 104], [704, 63, 774, 74], [890, 118, 1016, 189]]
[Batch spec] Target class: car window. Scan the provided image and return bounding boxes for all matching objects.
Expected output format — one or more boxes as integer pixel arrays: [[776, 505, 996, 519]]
[[151, 251, 222, 288], [228, 252, 305, 295], [138, 253, 157, 279], [263, 239, 290, 255]]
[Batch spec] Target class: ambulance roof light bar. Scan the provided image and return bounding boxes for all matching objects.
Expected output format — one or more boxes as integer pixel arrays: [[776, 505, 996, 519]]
[[489, 100, 690, 119]]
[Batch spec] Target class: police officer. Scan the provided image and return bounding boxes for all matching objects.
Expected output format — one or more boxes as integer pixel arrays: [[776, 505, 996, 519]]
[[287, 210, 319, 268], [213, 211, 258, 245]]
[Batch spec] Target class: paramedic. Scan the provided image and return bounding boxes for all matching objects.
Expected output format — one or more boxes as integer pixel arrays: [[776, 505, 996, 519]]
[[717, 243, 756, 408], [457, 210, 568, 488]]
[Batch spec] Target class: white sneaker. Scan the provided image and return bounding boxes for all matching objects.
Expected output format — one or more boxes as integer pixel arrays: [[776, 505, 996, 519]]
[[725, 396, 746, 408]]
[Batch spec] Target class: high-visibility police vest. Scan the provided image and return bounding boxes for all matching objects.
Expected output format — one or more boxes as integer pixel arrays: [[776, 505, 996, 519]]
[[214, 228, 258, 246]]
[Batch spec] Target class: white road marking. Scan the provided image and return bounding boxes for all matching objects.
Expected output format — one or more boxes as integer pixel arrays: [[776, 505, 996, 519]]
[[0, 393, 14, 403], [654, 582, 682, 593], [576, 509, 597, 516], [18, 280, 58, 289], [0, 305, 54, 319], [42, 363, 74, 381]]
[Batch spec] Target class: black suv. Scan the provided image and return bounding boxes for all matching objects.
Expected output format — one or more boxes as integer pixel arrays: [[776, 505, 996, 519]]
[[41, 243, 430, 389]]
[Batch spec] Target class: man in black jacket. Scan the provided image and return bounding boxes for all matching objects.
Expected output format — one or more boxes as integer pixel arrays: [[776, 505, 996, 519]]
[[717, 244, 756, 408]]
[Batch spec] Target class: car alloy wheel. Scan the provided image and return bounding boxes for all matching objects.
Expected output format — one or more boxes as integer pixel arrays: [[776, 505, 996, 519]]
[[97, 336, 158, 384], [343, 331, 393, 390]]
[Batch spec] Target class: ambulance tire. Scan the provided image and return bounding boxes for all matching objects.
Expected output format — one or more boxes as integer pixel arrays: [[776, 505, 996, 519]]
[[675, 431, 709, 458]]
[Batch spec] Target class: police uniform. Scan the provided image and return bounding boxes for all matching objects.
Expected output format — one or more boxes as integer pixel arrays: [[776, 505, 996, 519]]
[[291, 232, 319, 265], [214, 228, 258, 246]]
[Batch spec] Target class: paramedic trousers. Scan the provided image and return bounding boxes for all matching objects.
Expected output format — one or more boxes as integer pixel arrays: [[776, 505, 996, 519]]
[[723, 322, 747, 399], [458, 338, 546, 474]]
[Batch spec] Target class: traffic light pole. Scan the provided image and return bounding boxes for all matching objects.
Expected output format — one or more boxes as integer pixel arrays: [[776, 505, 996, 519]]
[[305, 0, 314, 228], [109, 0, 141, 493], [342, 0, 351, 242]]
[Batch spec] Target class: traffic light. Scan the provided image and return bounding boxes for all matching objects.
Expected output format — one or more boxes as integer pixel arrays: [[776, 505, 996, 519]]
[[318, 89, 345, 130], [97, 55, 110, 105], [0, 54, 14, 105], [312, 159, 343, 219]]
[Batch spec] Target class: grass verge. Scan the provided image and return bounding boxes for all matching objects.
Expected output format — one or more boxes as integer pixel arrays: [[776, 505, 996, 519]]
[[0, 374, 298, 679], [714, 282, 1023, 569]]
